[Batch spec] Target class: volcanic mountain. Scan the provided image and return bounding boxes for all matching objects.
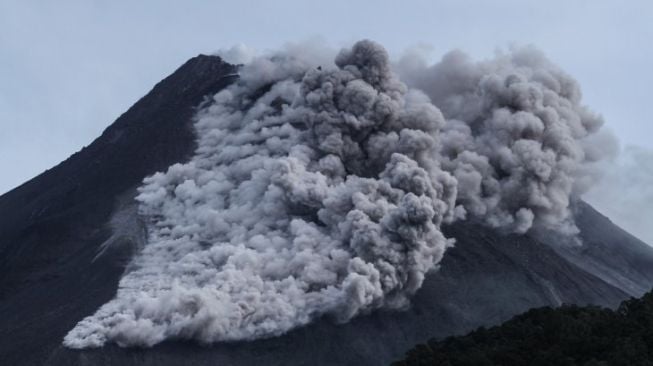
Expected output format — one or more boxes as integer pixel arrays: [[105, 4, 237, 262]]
[[1, 53, 652, 366]]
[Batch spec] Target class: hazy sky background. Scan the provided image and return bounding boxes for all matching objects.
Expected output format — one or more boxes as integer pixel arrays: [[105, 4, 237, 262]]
[[1, 1, 652, 242]]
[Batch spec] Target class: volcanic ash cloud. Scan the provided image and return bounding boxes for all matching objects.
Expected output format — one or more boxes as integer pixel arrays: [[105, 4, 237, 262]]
[[64, 40, 612, 348], [64, 40, 458, 348], [398, 47, 609, 234]]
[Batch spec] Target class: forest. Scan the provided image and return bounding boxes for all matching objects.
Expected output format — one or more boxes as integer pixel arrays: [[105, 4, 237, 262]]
[[393, 291, 653, 366]]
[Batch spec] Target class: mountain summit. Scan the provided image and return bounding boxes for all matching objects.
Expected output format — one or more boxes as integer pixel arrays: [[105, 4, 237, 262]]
[[1, 53, 652, 366]]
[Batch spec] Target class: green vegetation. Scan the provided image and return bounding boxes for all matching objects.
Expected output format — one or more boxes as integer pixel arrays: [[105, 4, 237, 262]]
[[393, 291, 653, 366]]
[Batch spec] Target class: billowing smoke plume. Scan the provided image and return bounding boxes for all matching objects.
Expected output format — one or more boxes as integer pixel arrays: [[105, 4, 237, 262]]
[[64, 40, 611, 348], [398, 47, 609, 234], [64, 40, 458, 348]]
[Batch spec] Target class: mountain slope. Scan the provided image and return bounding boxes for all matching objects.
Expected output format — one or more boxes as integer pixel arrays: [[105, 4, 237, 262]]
[[0, 55, 651, 366], [0, 55, 237, 365]]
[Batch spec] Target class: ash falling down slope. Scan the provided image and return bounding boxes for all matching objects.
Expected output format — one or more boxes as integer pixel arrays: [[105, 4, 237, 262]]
[[63, 40, 625, 348], [1, 40, 652, 366]]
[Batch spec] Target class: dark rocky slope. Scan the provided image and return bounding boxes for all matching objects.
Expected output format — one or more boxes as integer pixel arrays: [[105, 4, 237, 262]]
[[0, 55, 237, 365], [0, 55, 651, 366]]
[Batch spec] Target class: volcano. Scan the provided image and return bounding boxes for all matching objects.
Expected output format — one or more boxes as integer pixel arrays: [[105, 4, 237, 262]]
[[1, 53, 652, 366]]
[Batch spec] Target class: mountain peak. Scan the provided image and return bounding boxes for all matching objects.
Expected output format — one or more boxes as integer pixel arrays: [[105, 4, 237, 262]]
[[0, 55, 238, 365], [1, 53, 652, 366]]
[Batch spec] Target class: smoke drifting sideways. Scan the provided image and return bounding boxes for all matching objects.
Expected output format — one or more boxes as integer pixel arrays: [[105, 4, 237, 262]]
[[398, 47, 609, 234], [63, 40, 613, 349]]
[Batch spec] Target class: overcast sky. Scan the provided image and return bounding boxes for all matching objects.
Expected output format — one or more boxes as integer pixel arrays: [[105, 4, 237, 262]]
[[1, 1, 652, 241]]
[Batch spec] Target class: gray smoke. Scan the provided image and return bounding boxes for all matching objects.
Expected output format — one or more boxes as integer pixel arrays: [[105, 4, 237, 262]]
[[64, 40, 612, 348], [64, 40, 457, 348], [398, 47, 612, 234]]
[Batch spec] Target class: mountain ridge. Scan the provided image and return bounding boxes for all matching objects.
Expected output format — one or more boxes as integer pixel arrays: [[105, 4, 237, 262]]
[[0, 54, 651, 366]]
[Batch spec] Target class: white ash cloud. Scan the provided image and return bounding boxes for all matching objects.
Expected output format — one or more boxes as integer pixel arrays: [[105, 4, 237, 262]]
[[64, 40, 457, 348], [64, 40, 613, 348], [213, 43, 258, 65]]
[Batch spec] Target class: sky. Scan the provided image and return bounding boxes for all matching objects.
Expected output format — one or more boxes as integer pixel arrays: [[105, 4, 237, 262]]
[[1, 0, 652, 242]]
